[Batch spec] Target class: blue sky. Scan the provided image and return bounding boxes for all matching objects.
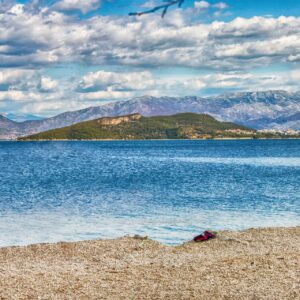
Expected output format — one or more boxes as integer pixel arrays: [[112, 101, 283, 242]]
[[1, 0, 300, 116], [16, 0, 300, 18]]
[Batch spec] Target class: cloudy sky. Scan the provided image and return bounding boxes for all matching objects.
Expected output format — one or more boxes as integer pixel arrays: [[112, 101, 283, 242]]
[[1, 0, 300, 117]]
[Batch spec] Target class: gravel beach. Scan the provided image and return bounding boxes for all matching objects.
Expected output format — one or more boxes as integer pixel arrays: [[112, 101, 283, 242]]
[[0, 227, 299, 299]]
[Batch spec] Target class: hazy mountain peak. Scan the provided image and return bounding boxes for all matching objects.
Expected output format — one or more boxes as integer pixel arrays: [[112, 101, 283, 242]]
[[0, 114, 14, 123]]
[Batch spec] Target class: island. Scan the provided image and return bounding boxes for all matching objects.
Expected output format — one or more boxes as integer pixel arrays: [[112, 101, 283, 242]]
[[18, 112, 290, 141]]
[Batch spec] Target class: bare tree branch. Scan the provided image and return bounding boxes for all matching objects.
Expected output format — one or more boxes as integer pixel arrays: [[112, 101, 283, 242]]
[[129, 0, 185, 18]]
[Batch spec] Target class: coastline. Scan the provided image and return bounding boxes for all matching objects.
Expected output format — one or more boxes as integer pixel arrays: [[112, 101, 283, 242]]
[[1, 226, 299, 299], [3, 137, 300, 142]]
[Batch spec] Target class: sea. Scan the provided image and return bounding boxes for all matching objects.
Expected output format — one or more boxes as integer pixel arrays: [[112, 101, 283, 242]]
[[0, 140, 299, 246]]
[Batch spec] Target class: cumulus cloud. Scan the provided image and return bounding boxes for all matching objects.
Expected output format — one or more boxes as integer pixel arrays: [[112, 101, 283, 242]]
[[1, 67, 300, 117], [53, 0, 102, 14], [194, 1, 210, 9], [0, 69, 35, 85], [0, 0, 15, 13], [1, 5, 300, 71], [0, 67, 61, 115], [39, 76, 59, 92], [0, 69, 58, 92], [213, 2, 228, 10], [1, 2, 300, 116], [79, 69, 300, 100], [194, 1, 228, 10], [287, 54, 300, 62], [165, 70, 300, 94], [78, 70, 155, 92], [0, 90, 42, 102]]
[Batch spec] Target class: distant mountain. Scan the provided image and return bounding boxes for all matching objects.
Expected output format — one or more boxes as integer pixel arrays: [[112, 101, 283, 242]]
[[267, 112, 300, 130], [1, 90, 300, 139], [0, 115, 21, 139], [5, 113, 43, 122], [19, 113, 254, 140]]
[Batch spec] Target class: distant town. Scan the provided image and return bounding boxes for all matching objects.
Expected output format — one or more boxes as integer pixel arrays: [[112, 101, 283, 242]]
[[257, 128, 300, 136]]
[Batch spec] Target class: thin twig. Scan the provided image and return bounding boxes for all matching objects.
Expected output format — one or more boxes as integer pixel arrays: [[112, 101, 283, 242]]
[[129, 0, 185, 18]]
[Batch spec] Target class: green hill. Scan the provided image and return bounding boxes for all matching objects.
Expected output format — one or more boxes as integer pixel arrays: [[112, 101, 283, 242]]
[[19, 113, 257, 140]]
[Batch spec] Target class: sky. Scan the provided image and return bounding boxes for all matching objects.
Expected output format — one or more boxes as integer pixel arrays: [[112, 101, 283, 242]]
[[1, 0, 300, 117]]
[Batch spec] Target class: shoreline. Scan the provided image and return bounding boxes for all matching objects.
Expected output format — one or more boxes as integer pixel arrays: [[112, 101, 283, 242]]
[[2, 137, 300, 142], [1, 226, 299, 299]]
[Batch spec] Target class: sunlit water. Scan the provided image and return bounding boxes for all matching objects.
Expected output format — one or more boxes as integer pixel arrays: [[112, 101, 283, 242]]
[[0, 140, 299, 246]]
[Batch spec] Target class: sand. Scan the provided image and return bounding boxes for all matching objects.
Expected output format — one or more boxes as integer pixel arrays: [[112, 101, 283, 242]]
[[0, 227, 299, 299]]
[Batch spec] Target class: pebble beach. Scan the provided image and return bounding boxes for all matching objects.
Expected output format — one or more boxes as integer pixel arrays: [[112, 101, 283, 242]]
[[0, 227, 299, 299]]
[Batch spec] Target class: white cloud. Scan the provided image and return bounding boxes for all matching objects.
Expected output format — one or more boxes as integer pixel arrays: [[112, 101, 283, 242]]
[[1, 3, 300, 116], [213, 2, 228, 10], [39, 76, 59, 92], [78, 69, 300, 100], [0, 69, 59, 93], [194, 1, 210, 9], [141, 1, 160, 9], [194, 1, 228, 10], [78, 90, 134, 100], [53, 0, 101, 14], [78, 70, 155, 92], [1, 6, 300, 71], [0, 69, 35, 85], [1, 68, 300, 117], [0, 0, 15, 13], [287, 54, 300, 62], [21, 99, 85, 114], [165, 70, 300, 94], [0, 90, 42, 102]]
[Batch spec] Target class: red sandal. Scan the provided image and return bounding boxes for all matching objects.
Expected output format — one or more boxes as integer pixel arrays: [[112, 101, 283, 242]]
[[193, 230, 216, 242]]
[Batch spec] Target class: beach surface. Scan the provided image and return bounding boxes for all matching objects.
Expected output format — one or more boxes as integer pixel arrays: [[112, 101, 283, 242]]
[[0, 227, 299, 299]]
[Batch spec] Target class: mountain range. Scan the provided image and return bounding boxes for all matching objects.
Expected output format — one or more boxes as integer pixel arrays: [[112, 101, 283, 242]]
[[1, 90, 300, 139]]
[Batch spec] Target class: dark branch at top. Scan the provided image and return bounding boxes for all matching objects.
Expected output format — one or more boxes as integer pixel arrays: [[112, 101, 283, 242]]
[[129, 0, 185, 18]]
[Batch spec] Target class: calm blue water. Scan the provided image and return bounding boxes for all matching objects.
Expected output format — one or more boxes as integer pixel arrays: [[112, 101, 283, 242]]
[[0, 140, 299, 246]]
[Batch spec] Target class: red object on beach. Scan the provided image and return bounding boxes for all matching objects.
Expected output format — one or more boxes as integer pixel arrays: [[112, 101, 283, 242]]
[[193, 231, 216, 242]]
